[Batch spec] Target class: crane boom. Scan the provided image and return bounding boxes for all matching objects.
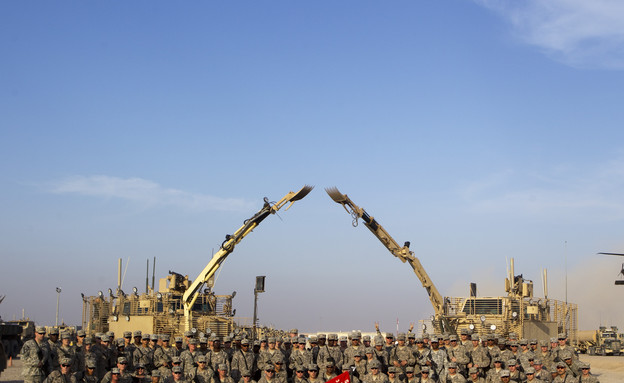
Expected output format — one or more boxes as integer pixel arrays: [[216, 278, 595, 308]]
[[183, 185, 313, 329], [326, 187, 452, 331]]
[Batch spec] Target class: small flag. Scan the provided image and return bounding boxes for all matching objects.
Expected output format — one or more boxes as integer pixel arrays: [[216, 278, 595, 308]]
[[327, 371, 350, 383]]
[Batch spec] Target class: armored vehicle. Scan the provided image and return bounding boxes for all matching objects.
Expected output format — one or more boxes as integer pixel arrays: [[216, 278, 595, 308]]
[[578, 326, 623, 355]]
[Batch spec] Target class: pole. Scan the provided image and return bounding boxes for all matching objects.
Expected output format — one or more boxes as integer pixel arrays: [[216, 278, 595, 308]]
[[146, 259, 149, 294], [55, 287, 62, 327], [152, 256, 156, 291], [253, 290, 259, 340]]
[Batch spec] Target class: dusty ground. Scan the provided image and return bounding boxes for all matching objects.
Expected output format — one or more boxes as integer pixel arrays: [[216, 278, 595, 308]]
[[1, 356, 622, 382]]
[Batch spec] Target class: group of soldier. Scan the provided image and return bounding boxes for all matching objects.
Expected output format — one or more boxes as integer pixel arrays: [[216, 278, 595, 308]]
[[20, 326, 599, 383]]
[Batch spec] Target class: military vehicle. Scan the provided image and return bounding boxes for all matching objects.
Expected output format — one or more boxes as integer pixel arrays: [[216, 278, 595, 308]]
[[82, 185, 313, 338], [326, 187, 578, 341], [0, 296, 28, 358], [578, 326, 623, 355]]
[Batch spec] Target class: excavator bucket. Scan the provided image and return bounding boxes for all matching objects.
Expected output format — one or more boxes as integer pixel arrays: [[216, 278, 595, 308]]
[[325, 186, 349, 204], [290, 185, 314, 202]]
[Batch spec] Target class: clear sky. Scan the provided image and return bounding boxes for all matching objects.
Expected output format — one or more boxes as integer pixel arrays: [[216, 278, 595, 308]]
[[2, 0, 624, 334]]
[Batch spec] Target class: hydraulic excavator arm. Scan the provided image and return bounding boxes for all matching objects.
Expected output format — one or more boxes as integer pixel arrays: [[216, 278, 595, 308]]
[[182, 185, 313, 328], [325, 187, 453, 332]]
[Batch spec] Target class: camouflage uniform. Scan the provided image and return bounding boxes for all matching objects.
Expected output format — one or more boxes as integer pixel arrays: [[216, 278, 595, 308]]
[[231, 345, 257, 381], [467, 341, 490, 373], [446, 338, 469, 376], [317, 335, 343, 370], [21, 332, 50, 383]]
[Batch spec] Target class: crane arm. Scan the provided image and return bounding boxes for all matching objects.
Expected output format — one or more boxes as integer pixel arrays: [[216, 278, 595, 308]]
[[183, 185, 313, 317], [325, 187, 447, 320]]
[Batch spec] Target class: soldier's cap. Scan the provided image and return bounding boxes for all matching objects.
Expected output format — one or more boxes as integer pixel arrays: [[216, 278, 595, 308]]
[[365, 347, 374, 354], [142, 334, 150, 340], [136, 363, 145, 369], [95, 333, 103, 339], [268, 337, 276, 343], [210, 334, 219, 341], [430, 336, 439, 343], [556, 361, 566, 368], [328, 334, 338, 340], [196, 355, 206, 362], [264, 365, 275, 371], [423, 333, 430, 339], [118, 357, 128, 363], [151, 370, 160, 377], [188, 338, 198, 345], [530, 339, 537, 344], [449, 335, 458, 341], [415, 337, 424, 343], [49, 328, 60, 335], [61, 332, 71, 339], [500, 370, 510, 377], [172, 366, 183, 373], [443, 334, 450, 340], [101, 335, 110, 342], [291, 337, 299, 344], [110, 368, 121, 375], [218, 363, 228, 371], [307, 364, 319, 371], [507, 359, 517, 366], [373, 335, 384, 344], [388, 366, 397, 373], [240, 369, 251, 377], [150, 334, 159, 341], [460, 329, 470, 335], [86, 359, 97, 368], [385, 333, 394, 339], [519, 339, 528, 345], [184, 331, 193, 337], [60, 357, 72, 365], [84, 337, 93, 345], [579, 362, 590, 369], [498, 338, 507, 345], [241, 338, 250, 345], [405, 367, 414, 373], [325, 360, 335, 367], [550, 366, 559, 373], [296, 365, 307, 372], [77, 330, 87, 337], [420, 367, 430, 373], [309, 336, 318, 343], [558, 333, 567, 340], [508, 333, 518, 340], [339, 336, 347, 341], [525, 367, 535, 374], [289, 329, 298, 334], [509, 342, 518, 347], [469, 367, 478, 374], [272, 354, 285, 363], [123, 331, 132, 338], [162, 335, 170, 341], [134, 330, 142, 337], [199, 337, 208, 344], [397, 333, 406, 341], [224, 336, 232, 343], [282, 337, 291, 344], [448, 362, 458, 368], [368, 360, 380, 368], [253, 340, 260, 346], [318, 333, 327, 339], [533, 358, 542, 365], [494, 357, 503, 363], [562, 352, 573, 360], [486, 334, 495, 341], [175, 337, 183, 343], [172, 356, 182, 363], [354, 349, 363, 357], [471, 334, 481, 341], [550, 337, 557, 343], [351, 333, 360, 340], [408, 333, 415, 339], [117, 339, 125, 347], [539, 340, 549, 346]]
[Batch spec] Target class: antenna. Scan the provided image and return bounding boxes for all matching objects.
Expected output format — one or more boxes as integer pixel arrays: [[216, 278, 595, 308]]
[[542, 268, 548, 299], [146, 258, 149, 293], [121, 257, 130, 290], [152, 256, 156, 291]]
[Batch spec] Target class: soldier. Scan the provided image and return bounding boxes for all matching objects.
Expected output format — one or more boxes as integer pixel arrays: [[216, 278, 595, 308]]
[[560, 352, 579, 378], [117, 339, 135, 372], [150, 370, 162, 383], [362, 360, 388, 383], [134, 332, 143, 348], [100, 335, 116, 373], [156, 356, 174, 382], [467, 335, 490, 375], [257, 364, 278, 383], [173, 338, 185, 358], [467, 367, 484, 383], [532, 359, 551, 383], [552, 335, 576, 363], [321, 360, 338, 383], [317, 334, 342, 371], [134, 335, 154, 373], [57, 333, 77, 373], [404, 367, 417, 383], [339, 337, 348, 354], [123, 332, 135, 356], [239, 369, 258, 383], [389, 334, 415, 376], [537, 342, 553, 372], [484, 336, 499, 370], [387, 366, 405, 383], [343, 364, 361, 383], [272, 355, 288, 383], [75, 331, 87, 354], [372, 336, 389, 373], [215, 363, 236, 383], [552, 361, 575, 383], [79, 359, 99, 383], [578, 363, 598, 383], [42, 357, 75, 383], [153, 336, 173, 369], [517, 340, 534, 372], [416, 366, 434, 383], [289, 339, 312, 372], [307, 364, 323, 383], [343, 333, 365, 368], [224, 337, 235, 362], [504, 360, 523, 383], [47, 328, 61, 373], [180, 339, 201, 377], [446, 362, 466, 383], [231, 339, 257, 382], [309, 337, 319, 365], [524, 367, 540, 383], [101, 357, 133, 383], [459, 330, 471, 347], [292, 365, 309, 383], [427, 338, 447, 382], [259, 338, 284, 373], [485, 359, 504, 383], [498, 370, 511, 383], [208, 337, 231, 374], [446, 336, 469, 377], [22, 326, 51, 383], [168, 366, 188, 383], [353, 350, 367, 378]]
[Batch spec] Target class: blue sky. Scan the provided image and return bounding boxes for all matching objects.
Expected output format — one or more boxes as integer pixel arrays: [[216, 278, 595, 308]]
[[2, 0, 624, 333]]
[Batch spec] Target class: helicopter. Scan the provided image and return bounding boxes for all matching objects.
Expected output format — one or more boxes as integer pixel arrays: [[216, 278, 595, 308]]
[[597, 252, 624, 285]]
